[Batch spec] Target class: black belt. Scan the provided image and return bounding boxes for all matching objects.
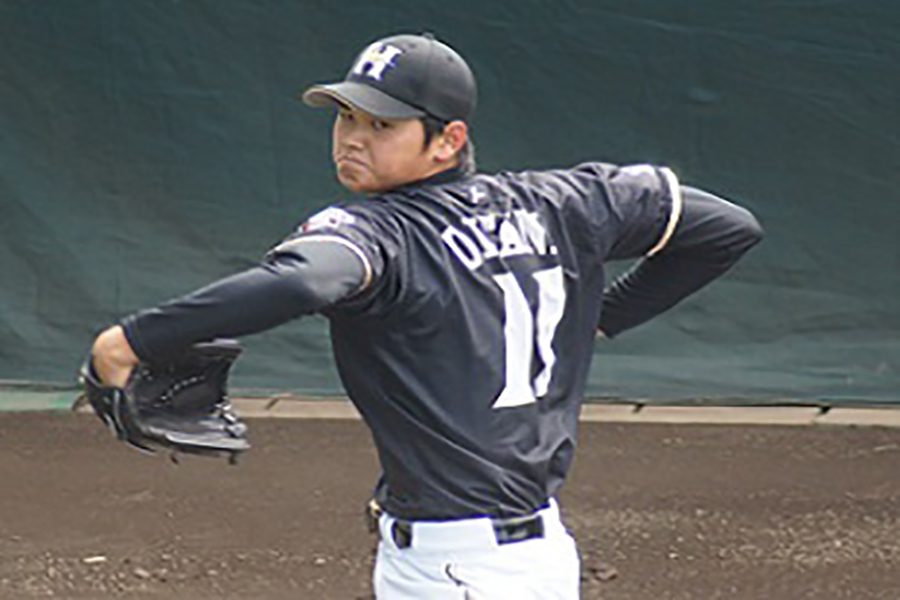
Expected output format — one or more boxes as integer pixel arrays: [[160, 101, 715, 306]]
[[367, 500, 546, 549]]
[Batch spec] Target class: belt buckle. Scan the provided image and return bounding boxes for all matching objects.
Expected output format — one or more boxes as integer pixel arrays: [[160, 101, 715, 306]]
[[492, 513, 545, 545]]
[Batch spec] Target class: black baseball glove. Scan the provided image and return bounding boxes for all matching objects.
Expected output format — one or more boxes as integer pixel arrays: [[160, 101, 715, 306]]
[[78, 339, 249, 463]]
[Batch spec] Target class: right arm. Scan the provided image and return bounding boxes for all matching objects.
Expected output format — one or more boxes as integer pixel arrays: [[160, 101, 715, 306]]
[[597, 185, 763, 338]]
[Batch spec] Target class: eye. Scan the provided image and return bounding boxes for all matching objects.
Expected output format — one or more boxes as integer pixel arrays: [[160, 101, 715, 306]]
[[338, 110, 354, 122], [372, 120, 391, 131]]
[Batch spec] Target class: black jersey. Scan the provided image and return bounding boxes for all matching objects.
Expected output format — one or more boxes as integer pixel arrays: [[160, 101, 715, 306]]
[[287, 162, 680, 520]]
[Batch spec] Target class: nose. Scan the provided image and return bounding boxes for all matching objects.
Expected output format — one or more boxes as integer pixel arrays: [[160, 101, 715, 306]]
[[336, 120, 366, 152], [343, 134, 364, 151]]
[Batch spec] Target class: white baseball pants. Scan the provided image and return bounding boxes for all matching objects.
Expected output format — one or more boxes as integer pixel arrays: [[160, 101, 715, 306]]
[[373, 500, 580, 599]]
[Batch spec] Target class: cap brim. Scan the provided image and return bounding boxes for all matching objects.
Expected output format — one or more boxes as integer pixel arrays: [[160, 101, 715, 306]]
[[301, 81, 426, 120]]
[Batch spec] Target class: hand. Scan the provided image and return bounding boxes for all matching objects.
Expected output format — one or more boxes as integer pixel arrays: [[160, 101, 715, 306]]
[[91, 326, 139, 388]]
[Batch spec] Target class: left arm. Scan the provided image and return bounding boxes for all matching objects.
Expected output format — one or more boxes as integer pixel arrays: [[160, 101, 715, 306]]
[[597, 185, 763, 338], [91, 238, 368, 387]]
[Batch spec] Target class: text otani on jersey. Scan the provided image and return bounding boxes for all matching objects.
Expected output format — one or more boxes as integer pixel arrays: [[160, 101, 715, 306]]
[[440, 208, 558, 271]]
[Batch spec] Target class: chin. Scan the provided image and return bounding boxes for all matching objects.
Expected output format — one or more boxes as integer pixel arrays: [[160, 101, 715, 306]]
[[336, 173, 364, 193], [341, 180, 376, 194], [339, 175, 389, 195], [336, 168, 374, 193]]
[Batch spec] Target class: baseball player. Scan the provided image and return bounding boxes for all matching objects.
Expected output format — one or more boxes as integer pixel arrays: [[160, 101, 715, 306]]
[[90, 33, 763, 598]]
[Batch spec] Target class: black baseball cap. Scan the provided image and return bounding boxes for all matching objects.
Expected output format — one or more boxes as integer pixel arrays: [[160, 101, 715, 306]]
[[302, 33, 476, 123]]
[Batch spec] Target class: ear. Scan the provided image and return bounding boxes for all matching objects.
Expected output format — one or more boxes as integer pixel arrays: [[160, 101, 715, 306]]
[[432, 120, 468, 164]]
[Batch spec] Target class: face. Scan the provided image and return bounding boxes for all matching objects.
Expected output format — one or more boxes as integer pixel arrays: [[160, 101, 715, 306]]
[[331, 106, 444, 194]]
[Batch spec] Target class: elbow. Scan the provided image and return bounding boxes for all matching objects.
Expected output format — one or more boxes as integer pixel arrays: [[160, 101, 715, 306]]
[[739, 208, 764, 250], [675, 186, 764, 260], [695, 204, 765, 267], [725, 204, 764, 255]]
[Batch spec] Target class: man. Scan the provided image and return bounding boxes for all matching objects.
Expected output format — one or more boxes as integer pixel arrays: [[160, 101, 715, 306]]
[[91, 33, 763, 598]]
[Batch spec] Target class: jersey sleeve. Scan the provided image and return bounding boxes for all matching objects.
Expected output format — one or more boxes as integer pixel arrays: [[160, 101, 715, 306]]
[[565, 162, 683, 261], [597, 185, 764, 337], [272, 202, 402, 313], [120, 240, 367, 362]]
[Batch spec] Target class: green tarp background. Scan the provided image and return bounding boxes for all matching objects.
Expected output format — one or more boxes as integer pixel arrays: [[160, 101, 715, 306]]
[[1, 1, 898, 403]]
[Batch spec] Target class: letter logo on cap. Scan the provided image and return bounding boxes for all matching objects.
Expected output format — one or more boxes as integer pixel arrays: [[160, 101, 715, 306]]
[[352, 43, 403, 81]]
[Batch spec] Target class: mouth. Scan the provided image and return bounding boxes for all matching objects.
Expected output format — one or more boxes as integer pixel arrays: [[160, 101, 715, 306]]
[[335, 155, 368, 169]]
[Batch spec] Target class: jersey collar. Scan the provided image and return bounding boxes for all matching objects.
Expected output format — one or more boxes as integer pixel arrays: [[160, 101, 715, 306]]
[[391, 163, 471, 193]]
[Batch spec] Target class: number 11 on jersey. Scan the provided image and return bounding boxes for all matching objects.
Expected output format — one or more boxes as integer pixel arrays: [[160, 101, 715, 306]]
[[492, 265, 566, 408]]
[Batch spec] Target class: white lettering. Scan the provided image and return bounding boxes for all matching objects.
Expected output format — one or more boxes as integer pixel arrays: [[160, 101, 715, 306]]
[[352, 43, 403, 81], [513, 210, 551, 256], [461, 217, 499, 259], [440, 209, 555, 271], [498, 219, 529, 258], [441, 225, 484, 270]]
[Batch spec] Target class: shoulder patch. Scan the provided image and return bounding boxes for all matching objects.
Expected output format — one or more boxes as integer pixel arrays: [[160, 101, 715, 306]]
[[301, 207, 356, 233], [617, 164, 658, 180]]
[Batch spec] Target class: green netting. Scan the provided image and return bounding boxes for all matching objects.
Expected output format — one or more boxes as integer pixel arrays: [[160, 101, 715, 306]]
[[1, 1, 897, 404]]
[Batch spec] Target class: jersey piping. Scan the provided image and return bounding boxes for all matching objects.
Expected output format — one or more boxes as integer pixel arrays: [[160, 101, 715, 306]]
[[646, 168, 683, 257]]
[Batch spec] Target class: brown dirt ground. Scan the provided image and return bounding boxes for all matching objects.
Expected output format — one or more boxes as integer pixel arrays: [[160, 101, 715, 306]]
[[1, 411, 899, 599]]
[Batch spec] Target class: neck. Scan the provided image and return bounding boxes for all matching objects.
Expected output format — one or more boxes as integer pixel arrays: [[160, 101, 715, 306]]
[[417, 157, 461, 182], [368, 160, 467, 196]]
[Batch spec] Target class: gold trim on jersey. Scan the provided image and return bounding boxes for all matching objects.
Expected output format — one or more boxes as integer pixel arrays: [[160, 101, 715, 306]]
[[646, 167, 683, 257]]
